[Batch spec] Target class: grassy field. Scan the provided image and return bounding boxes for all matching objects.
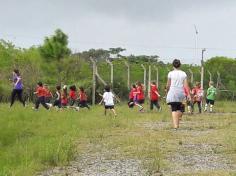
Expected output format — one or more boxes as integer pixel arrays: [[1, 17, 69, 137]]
[[0, 101, 236, 176]]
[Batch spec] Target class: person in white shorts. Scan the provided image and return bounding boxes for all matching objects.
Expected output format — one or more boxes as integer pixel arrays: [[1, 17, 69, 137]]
[[166, 59, 191, 130], [99, 85, 117, 117]]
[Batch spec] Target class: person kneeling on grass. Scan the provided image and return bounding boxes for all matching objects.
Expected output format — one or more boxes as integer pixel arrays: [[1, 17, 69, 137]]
[[204, 81, 217, 113], [33, 82, 49, 110], [99, 85, 117, 117]]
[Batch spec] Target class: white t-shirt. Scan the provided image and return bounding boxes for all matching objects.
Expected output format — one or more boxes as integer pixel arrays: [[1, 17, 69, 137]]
[[168, 70, 187, 88], [103, 92, 114, 106]]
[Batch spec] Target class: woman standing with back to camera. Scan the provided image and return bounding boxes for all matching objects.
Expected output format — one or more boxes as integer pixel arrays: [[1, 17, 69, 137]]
[[166, 59, 190, 130]]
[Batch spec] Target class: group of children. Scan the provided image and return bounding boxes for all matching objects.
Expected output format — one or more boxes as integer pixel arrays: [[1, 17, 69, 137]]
[[32, 79, 217, 116], [33, 82, 90, 111], [128, 81, 161, 112], [185, 81, 217, 113]]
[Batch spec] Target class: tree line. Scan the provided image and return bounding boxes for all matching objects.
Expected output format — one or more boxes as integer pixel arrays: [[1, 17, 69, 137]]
[[0, 29, 235, 102]]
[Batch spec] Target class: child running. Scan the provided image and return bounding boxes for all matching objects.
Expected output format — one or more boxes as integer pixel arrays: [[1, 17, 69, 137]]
[[128, 84, 137, 108], [69, 85, 77, 106], [99, 85, 117, 116], [192, 82, 203, 113], [44, 84, 53, 103], [33, 82, 49, 110], [61, 85, 68, 108], [49, 85, 62, 109], [78, 87, 90, 110], [150, 82, 161, 111], [204, 81, 217, 112], [134, 81, 145, 112]]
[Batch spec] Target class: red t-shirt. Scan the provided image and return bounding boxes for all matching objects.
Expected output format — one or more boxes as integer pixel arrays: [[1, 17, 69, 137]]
[[192, 87, 202, 102], [61, 92, 68, 104], [79, 91, 87, 101], [129, 88, 136, 99], [137, 86, 145, 100], [45, 88, 52, 98], [69, 90, 77, 100], [36, 86, 46, 97], [150, 85, 159, 101]]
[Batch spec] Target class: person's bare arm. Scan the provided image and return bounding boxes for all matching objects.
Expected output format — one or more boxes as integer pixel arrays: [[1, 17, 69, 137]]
[[166, 78, 171, 92], [184, 79, 191, 99]]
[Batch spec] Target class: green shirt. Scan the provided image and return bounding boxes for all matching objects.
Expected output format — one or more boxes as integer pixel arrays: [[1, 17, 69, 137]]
[[206, 86, 217, 100]]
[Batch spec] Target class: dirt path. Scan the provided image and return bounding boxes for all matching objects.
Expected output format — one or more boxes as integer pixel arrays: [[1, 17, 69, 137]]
[[138, 117, 236, 176], [38, 114, 236, 176], [38, 143, 147, 176]]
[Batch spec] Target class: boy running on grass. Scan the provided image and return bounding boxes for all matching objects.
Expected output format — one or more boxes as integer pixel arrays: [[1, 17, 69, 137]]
[[33, 82, 49, 110], [204, 81, 217, 112], [128, 84, 137, 108], [150, 82, 161, 111], [99, 85, 117, 116]]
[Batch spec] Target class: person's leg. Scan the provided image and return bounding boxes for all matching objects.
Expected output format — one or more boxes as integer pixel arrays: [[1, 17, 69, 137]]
[[198, 101, 202, 113], [204, 100, 209, 112], [35, 97, 40, 109], [16, 89, 25, 106], [84, 101, 90, 109], [111, 108, 117, 116], [150, 100, 154, 110], [172, 111, 180, 129], [210, 100, 214, 112], [41, 97, 49, 110], [10, 89, 17, 107]]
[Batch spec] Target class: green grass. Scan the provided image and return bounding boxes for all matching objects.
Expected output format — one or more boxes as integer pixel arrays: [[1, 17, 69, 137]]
[[0, 101, 236, 176]]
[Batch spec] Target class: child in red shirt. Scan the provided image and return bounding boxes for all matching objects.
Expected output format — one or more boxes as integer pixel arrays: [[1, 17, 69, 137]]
[[128, 84, 136, 108], [69, 85, 77, 106], [33, 82, 49, 110], [78, 87, 90, 110], [61, 85, 68, 107], [134, 81, 145, 112], [44, 84, 53, 103], [150, 82, 161, 111], [191, 82, 203, 113]]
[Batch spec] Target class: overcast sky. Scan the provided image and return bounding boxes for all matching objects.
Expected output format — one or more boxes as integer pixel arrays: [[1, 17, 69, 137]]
[[1, 0, 236, 64]]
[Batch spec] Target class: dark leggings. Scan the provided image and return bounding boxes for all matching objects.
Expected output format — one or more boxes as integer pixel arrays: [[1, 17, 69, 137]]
[[150, 100, 161, 110], [79, 101, 90, 109], [35, 96, 49, 110], [193, 101, 202, 113], [10, 89, 25, 107]]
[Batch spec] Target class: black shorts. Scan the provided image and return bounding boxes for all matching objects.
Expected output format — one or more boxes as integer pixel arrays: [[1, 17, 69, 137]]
[[137, 99, 145, 104], [105, 105, 114, 109], [168, 102, 185, 112], [206, 99, 215, 105]]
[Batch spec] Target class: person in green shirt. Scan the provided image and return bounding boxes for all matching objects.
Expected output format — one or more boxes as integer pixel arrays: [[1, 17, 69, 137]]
[[204, 81, 217, 112]]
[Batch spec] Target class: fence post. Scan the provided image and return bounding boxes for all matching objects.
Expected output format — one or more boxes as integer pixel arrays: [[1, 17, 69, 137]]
[[141, 64, 147, 91], [106, 59, 113, 87], [124, 61, 130, 89], [188, 69, 194, 85], [208, 70, 212, 82]]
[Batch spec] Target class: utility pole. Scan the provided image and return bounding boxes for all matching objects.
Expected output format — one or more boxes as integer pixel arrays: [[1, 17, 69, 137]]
[[124, 61, 130, 89], [106, 59, 113, 87], [141, 64, 146, 91]]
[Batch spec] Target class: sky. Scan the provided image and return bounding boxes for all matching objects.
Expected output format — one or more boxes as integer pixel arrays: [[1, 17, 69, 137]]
[[1, 0, 236, 64]]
